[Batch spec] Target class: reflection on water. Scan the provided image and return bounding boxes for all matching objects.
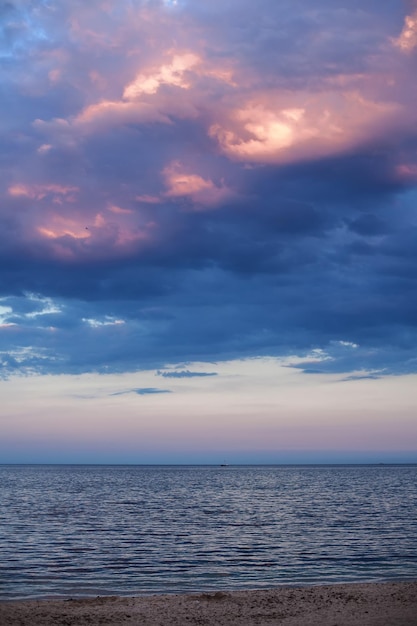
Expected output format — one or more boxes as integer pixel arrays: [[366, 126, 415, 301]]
[[1, 464, 416, 599]]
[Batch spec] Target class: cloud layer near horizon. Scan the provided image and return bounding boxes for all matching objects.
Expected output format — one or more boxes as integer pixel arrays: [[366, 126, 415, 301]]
[[1, 0, 417, 377]]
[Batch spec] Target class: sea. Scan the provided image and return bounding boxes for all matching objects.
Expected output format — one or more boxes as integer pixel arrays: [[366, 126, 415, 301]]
[[1, 464, 416, 600]]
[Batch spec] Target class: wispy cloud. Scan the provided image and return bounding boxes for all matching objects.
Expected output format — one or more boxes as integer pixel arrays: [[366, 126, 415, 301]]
[[134, 387, 172, 395], [157, 369, 217, 378], [111, 387, 172, 396], [342, 374, 382, 382]]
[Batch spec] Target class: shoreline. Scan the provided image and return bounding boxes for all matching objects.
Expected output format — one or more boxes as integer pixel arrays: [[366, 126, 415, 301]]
[[1, 581, 417, 625]]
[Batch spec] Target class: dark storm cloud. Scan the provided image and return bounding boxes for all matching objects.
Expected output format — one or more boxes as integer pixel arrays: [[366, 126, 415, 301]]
[[1, 0, 417, 378]]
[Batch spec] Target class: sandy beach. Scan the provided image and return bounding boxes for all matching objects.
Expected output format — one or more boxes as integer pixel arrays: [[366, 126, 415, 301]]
[[1, 581, 416, 626]]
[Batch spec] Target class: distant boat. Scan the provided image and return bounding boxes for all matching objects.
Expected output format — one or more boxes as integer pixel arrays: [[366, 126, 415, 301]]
[[220, 462, 228, 467]]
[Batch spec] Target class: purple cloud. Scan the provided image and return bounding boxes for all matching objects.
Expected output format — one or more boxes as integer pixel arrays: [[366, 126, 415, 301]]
[[0, 0, 417, 378]]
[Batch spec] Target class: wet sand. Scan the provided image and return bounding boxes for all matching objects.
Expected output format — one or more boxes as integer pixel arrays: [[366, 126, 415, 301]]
[[1, 581, 416, 625]]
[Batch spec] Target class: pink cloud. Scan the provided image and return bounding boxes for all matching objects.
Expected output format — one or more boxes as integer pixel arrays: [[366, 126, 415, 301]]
[[8, 184, 79, 203], [393, 9, 417, 52], [32, 45, 235, 142], [135, 195, 161, 205], [123, 52, 201, 99], [37, 215, 91, 241], [396, 163, 417, 181], [108, 204, 134, 215], [34, 208, 155, 261], [163, 161, 234, 208], [209, 91, 402, 164], [74, 100, 170, 129], [9, 0, 417, 255]]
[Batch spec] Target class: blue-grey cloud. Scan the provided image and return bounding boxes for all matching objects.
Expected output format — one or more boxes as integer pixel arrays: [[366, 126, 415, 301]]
[[0, 0, 417, 379], [111, 388, 172, 396], [134, 388, 172, 395], [341, 374, 382, 381], [157, 369, 217, 378]]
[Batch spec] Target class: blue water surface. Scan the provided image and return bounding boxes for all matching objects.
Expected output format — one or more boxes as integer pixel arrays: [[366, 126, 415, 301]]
[[1, 464, 416, 599]]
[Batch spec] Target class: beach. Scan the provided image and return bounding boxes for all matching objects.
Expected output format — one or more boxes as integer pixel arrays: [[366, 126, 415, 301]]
[[1, 581, 416, 626]]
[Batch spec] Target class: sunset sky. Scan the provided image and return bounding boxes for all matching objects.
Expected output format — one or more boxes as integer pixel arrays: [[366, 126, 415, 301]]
[[1, 0, 417, 463]]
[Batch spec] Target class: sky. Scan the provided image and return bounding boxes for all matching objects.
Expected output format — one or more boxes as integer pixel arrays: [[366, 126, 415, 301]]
[[1, 0, 417, 464]]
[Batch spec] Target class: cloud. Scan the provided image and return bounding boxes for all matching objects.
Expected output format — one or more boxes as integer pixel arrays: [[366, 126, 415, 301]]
[[394, 9, 417, 52], [157, 369, 217, 378], [75, 100, 170, 128], [342, 374, 382, 381], [111, 387, 172, 396], [8, 184, 78, 203], [163, 161, 234, 207], [0, 0, 417, 380], [134, 387, 172, 395], [209, 93, 401, 164], [123, 52, 201, 98]]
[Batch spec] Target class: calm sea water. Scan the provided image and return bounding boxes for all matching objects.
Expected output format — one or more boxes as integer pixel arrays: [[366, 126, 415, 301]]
[[1, 464, 416, 599]]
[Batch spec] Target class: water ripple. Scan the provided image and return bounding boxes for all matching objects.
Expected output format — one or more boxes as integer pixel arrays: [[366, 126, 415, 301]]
[[1, 464, 416, 599]]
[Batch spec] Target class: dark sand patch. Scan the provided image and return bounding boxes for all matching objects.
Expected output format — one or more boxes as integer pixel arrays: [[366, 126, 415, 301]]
[[1, 581, 416, 625]]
